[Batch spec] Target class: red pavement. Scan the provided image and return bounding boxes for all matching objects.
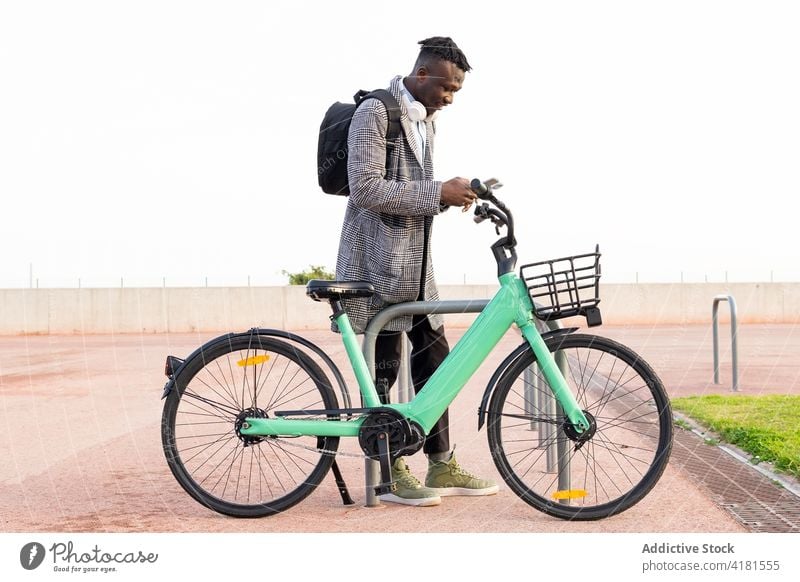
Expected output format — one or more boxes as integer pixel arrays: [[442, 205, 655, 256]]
[[1, 323, 798, 533]]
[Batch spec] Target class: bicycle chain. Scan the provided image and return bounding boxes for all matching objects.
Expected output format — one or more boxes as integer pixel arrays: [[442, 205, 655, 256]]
[[261, 435, 367, 459], [255, 413, 561, 459]]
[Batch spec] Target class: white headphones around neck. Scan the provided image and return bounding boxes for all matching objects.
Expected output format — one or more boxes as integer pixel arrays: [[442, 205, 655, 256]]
[[401, 90, 429, 122]]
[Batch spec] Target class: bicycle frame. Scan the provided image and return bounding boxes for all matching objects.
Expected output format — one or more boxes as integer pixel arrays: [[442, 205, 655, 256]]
[[240, 272, 591, 440]]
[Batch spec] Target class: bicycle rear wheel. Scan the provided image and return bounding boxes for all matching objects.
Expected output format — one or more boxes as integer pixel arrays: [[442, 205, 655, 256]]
[[487, 333, 672, 520], [161, 333, 339, 517]]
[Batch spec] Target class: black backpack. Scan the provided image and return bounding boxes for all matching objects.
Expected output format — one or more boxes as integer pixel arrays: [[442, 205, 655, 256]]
[[317, 89, 401, 195]]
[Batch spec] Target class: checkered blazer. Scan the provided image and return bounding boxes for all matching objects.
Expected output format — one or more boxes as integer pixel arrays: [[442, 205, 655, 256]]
[[335, 75, 447, 333]]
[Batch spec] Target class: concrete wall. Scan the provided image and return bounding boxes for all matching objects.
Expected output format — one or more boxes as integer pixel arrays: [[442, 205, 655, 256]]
[[1, 282, 798, 334]]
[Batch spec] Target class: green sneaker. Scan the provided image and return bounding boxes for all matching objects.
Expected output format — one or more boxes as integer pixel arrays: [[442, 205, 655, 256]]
[[425, 450, 499, 497], [379, 458, 442, 507]]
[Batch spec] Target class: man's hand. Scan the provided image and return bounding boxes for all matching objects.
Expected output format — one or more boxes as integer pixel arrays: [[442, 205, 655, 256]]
[[441, 177, 477, 211]]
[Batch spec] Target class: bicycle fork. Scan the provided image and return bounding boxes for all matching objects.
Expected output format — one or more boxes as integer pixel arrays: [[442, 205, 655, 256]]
[[518, 321, 591, 435]]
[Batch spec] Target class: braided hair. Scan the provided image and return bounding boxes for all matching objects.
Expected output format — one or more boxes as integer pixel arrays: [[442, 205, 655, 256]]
[[416, 36, 472, 72]]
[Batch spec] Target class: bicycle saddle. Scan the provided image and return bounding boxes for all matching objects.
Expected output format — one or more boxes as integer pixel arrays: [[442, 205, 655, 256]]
[[306, 280, 375, 301]]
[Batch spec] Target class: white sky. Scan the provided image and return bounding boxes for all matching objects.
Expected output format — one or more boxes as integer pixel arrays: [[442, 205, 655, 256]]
[[1, 0, 798, 288]]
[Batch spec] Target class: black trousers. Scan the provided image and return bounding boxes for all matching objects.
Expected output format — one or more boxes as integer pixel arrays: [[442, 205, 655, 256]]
[[374, 314, 450, 455]]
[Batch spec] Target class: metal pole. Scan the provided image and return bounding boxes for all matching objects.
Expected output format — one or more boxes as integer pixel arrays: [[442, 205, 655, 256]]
[[712, 295, 739, 391], [523, 366, 537, 431], [555, 350, 571, 502], [398, 337, 412, 403], [544, 379, 557, 472], [362, 339, 381, 507]]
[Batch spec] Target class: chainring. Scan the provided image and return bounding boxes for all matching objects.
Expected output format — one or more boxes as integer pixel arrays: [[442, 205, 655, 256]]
[[358, 409, 420, 461]]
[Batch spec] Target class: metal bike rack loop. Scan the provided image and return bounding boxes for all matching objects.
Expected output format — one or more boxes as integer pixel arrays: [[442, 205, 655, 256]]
[[362, 299, 561, 507], [712, 294, 739, 391]]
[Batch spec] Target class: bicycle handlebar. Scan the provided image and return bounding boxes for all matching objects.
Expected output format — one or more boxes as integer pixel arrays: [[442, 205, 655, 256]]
[[470, 178, 518, 276], [470, 177, 502, 199]]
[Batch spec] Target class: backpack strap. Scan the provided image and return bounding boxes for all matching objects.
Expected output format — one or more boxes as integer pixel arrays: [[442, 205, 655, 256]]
[[353, 89, 402, 152]]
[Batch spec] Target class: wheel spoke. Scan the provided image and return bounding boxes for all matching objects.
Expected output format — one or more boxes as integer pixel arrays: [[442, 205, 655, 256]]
[[488, 334, 672, 520], [162, 335, 339, 517]]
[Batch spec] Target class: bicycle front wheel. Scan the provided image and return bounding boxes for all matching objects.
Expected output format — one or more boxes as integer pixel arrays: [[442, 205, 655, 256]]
[[161, 334, 339, 517], [487, 333, 672, 520]]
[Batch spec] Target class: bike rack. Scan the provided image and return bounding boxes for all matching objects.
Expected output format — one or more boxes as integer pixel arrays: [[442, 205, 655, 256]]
[[525, 348, 570, 479], [362, 299, 562, 507], [712, 294, 739, 391]]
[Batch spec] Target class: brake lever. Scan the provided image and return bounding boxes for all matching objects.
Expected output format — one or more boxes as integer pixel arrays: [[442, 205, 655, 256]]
[[473, 202, 490, 223], [474, 203, 504, 235], [484, 178, 503, 190], [488, 213, 503, 234]]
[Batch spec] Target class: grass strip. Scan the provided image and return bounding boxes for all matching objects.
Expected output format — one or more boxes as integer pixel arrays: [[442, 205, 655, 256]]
[[671, 394, 800, 479]]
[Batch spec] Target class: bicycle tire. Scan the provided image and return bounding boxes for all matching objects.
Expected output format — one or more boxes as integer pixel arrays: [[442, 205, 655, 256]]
[[487, 333, 672, 520], [161, 333, 339, 517]]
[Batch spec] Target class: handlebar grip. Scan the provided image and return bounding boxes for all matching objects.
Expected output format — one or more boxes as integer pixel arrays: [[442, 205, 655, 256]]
[[470, 178, 489, 198]]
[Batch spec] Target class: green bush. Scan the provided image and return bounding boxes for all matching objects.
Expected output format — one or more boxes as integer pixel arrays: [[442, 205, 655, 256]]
[[282, 265, 335, 285]]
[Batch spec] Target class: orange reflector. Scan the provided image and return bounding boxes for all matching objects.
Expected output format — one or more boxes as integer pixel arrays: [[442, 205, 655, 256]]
[[551, 489, 588, 500], [237, 355, 270, 367]]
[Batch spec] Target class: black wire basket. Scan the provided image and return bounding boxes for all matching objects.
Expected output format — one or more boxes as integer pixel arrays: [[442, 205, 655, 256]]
[[519, 246, 602, 326]]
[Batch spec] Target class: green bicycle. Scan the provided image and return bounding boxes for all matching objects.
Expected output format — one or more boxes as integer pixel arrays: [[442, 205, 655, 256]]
[[160, 178, 673, 521]]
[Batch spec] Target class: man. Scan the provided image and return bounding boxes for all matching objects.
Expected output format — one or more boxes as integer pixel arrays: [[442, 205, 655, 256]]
[[336, 37, 498, 506]]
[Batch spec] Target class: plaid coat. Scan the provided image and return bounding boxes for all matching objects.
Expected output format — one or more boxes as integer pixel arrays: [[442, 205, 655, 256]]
[[335, 75, 446, 333]]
